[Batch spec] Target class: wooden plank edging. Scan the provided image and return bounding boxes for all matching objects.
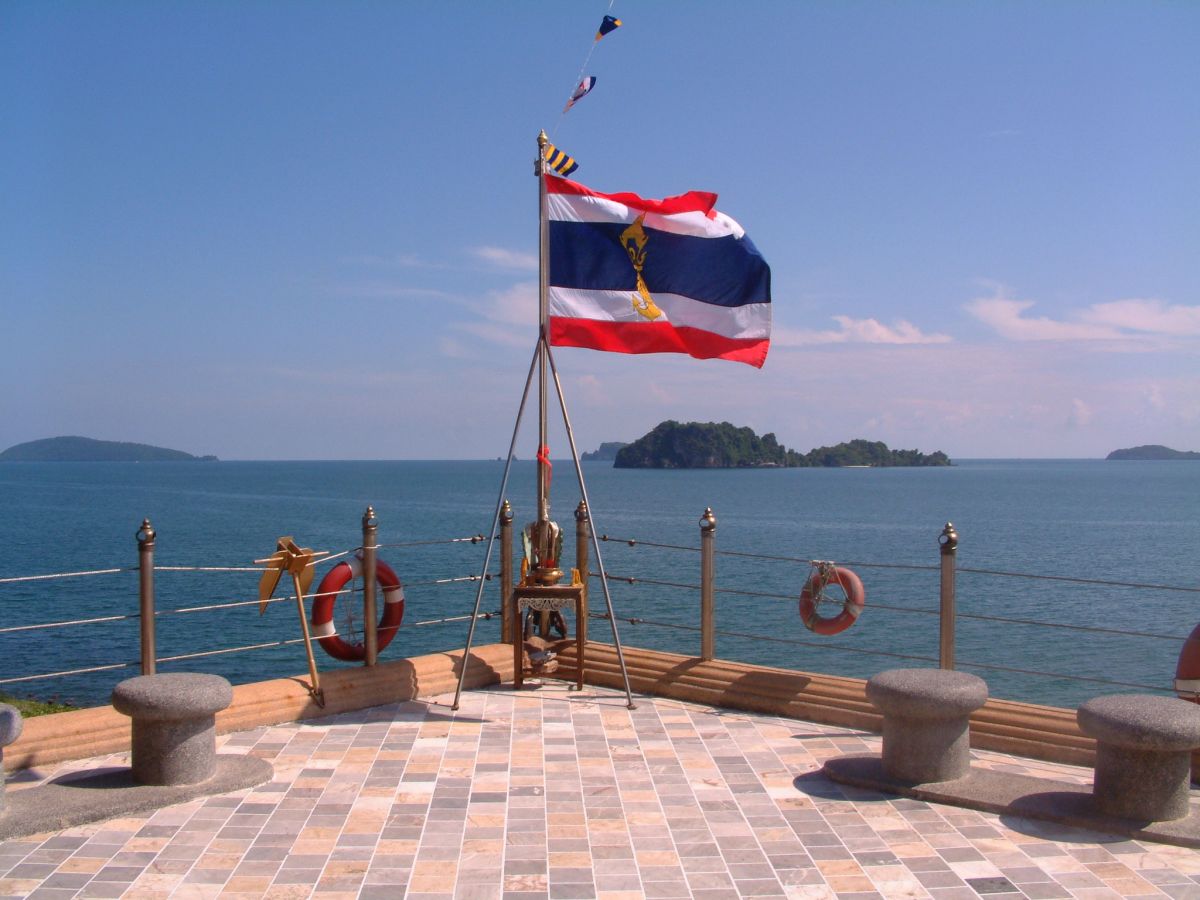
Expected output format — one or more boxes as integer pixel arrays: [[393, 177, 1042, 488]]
[[4, 644, 512, 773]]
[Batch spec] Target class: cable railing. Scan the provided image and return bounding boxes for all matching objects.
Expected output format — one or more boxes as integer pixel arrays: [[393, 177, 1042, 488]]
[[2, 502, 1196, 711], [0, 510, 504, 705], [585, 515, 1198, 708]]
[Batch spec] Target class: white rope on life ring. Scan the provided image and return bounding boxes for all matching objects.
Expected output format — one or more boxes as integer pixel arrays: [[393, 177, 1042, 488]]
[[311, 555, 405, 662]]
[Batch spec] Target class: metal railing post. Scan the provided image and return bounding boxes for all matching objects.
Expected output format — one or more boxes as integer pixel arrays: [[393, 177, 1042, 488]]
[[575, 500, 590, 647], [700, 508, 716, 661], [500, 500, 514, 643], [362, 506, 378, 666], [136, 519, 156, 675], [939, 522, 958, 669]]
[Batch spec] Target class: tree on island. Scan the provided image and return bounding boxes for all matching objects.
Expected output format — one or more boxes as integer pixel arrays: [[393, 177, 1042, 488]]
[[611, 422, 950, 469], [0, 436, 217, 462], [1106, 445, 1200, 461]]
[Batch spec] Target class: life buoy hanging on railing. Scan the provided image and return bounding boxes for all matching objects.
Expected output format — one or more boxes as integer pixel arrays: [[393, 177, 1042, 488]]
[[799, 563, 865, 636], [1174, 622, 1200, 703], [311, 555, 405, 662]]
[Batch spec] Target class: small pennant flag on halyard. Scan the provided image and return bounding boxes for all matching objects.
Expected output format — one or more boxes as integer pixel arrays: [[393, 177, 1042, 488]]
[[546, 175, 771, 368], [544, 143, 579, 177], [563, 76, 597, 113], [595, 14, 622, 41]]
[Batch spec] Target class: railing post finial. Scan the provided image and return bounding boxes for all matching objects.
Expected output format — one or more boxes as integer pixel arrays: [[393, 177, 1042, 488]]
[[940, 521, 958, 554], [136, 518, 156, 548]]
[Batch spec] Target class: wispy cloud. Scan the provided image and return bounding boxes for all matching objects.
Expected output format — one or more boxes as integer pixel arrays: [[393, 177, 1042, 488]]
[[774, 316, 952, 346], [1079, 299, 1200, 336], [966, 290, 1200, 342], [1068, 398, 1093, 428], [473, 246, 538, 271], [445, 281, 538, 352], [966, 297, 1119, 341]]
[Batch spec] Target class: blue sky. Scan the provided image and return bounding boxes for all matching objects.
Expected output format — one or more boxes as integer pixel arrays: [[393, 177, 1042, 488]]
[[3, 1, 1197, 460]]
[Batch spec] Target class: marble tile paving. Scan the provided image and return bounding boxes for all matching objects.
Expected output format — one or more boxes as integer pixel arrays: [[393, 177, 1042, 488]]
[[2, 683, 1198, 899]]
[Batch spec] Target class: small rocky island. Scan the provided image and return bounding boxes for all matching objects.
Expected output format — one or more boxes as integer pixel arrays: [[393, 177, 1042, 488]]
[[609, 421, 950, 469], [581, 442, 628, 462], [1106, 444, 1200, 461], [0, 436, 218, 462]]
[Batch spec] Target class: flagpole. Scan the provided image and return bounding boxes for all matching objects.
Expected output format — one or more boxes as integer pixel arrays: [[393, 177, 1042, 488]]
[[537, 131, 549, 536]]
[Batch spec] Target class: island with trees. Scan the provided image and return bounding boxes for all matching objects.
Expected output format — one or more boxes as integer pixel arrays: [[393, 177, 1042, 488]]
[[0, 436, 218, 462], [1106, 444, 1200, 461], [610, 421, 950, 469]]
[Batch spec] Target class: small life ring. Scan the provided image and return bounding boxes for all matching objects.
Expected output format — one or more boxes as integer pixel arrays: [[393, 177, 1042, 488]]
[[799, 565, 865, 636], [1174, 622, 1200, 703], [311, 556, 404, 662]]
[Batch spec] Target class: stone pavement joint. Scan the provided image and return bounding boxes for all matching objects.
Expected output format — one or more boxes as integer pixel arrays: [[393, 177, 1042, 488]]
[[0, 682, 1197, 899]]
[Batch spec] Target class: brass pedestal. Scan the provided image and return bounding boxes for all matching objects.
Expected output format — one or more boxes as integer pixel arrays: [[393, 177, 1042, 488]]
[[512, 584, 585, 691]]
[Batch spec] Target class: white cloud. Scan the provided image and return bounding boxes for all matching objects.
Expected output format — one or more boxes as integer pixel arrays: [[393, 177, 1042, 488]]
[[483, 281, 538, 326], [774, 316, 952, 346], [1146, 384, 1167, 411], [449, 281, 538, 348], [965, 297, 1120, 341], [966, 291, 1200, 342], [1068, 398, 1093, 428], [1080, 299, 1200, 336], [473, 246, 539, 271]]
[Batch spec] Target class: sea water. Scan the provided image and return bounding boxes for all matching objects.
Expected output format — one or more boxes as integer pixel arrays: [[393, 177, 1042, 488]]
[[0, 459, 1196, 709]]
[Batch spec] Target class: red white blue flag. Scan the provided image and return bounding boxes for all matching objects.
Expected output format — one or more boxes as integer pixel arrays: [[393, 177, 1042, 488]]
[[563, 76, 597, 113], [546, 176, 771, 368]]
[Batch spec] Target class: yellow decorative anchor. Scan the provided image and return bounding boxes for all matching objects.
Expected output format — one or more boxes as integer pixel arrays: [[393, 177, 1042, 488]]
[[257, 536, 326, 707], [620, 214, 663, 321]]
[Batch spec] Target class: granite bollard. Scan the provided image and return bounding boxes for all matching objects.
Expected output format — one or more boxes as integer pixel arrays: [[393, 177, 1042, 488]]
[[112, 673, 232, 786], [866, 668, 988, 783], [0, 703, 23, 813], [1077, 694, 1200, 821]]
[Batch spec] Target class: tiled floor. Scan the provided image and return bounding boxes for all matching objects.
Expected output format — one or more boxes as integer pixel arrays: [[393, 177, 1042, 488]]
[[2, 682, 1198, 899]]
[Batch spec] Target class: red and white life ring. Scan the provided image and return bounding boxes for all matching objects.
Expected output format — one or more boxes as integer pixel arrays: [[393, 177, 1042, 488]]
[[311, 556, 405, 662], [1174, 622, 1200, 703], [799, 566, 865, 636]]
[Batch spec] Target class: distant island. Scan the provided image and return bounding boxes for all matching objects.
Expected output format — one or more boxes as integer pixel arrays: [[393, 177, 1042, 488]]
[[1106, 444, 1200, 461], [581, 442, 628, 462], [612, 421, 951, 469], [0, 436, 218, 462]]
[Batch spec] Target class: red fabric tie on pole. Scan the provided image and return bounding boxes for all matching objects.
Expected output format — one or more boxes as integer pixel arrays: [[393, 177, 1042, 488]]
[[536, 445, 552, 493]]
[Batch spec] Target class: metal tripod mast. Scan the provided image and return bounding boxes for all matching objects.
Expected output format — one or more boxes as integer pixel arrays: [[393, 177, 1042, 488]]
[[452, 132, 636, 710]]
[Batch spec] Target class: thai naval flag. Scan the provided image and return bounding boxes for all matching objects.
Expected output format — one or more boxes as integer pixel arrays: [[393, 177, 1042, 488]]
[[546, 175, 771, 368]]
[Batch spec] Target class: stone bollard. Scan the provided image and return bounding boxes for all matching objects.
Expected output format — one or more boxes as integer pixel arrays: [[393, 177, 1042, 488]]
[[0, 704, 23, 814], [866, 668, 988, 784], [1077, 694, 1200, 821], [112, 673, 232, 786]]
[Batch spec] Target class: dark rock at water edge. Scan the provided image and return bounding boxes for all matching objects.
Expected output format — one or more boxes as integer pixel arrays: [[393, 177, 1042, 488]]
[[1106, 444, 1200, 461], [0, 436, 218, 462]]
